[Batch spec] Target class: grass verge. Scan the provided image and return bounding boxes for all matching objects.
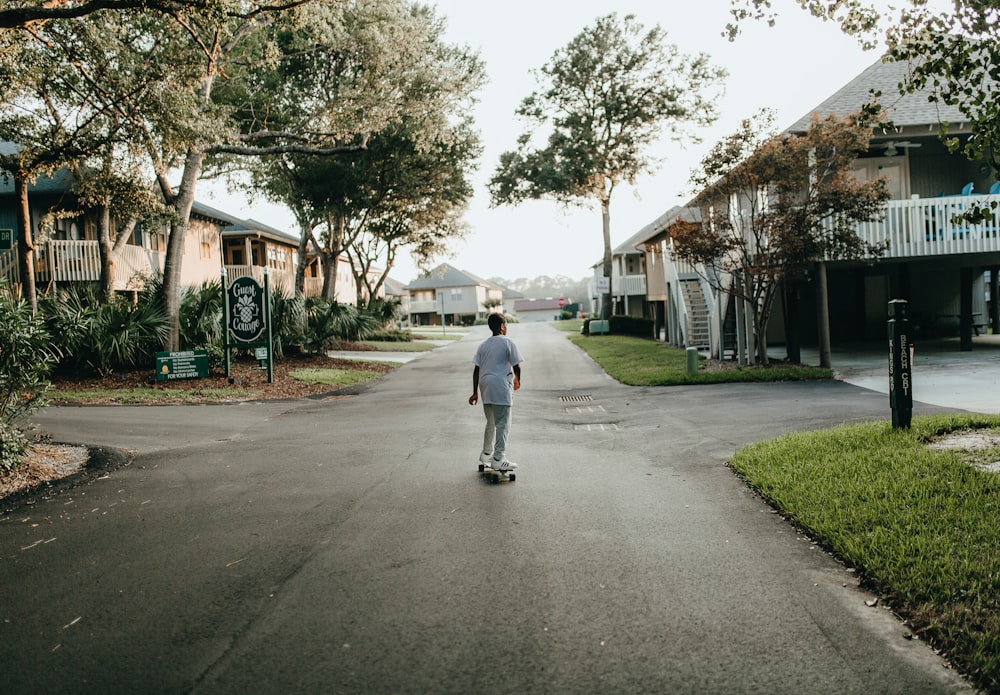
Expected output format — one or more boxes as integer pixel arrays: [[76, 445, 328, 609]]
[[287, 368, 384, 386], [567, 333, 832, 386], [357, 340, 437, 352], [49, 387, 252, 404], [730, 414, 1000, 692]]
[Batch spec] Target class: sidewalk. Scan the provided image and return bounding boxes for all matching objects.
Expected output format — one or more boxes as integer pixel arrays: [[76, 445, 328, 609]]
[[795, 334, 1000, 414], [327, 338, 458, 364]]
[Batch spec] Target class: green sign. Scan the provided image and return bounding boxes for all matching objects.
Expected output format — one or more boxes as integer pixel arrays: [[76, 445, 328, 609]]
[[0, 229, 12, 251], [226, 276, 266, 343], [155, 349, 210, 382]]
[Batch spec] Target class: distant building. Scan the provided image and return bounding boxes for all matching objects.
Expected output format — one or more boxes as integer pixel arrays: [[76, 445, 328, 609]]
[[405, 263, 505, 325], [514, 298, 565, 322]]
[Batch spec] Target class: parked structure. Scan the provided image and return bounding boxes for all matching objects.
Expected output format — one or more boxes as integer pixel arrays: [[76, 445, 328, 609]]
[[405, 263, 506, 326], [633, 56, 1000, 359]]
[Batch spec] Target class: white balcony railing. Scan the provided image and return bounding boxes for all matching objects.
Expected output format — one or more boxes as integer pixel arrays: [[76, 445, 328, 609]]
[[29, 240, 163, 290], [829, 194, 1000, 259], [612, 274, 646, 296], [409, 300, 439, 313]]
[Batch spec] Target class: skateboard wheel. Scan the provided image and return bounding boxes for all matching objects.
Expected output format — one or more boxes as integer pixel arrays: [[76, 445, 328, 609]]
[[508, 473, 516, 482], [478, 464, 485, 472]]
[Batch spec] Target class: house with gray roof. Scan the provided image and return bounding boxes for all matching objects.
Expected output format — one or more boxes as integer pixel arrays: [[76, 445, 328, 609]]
[[633, 55, 1000, 358], [405, 263, 505, 326]]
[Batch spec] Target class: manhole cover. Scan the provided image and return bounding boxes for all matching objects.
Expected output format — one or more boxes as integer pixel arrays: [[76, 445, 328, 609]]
[[560, 395, 593, 403]]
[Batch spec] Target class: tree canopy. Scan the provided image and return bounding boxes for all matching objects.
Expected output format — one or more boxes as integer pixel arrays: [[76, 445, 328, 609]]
[[488, 12, 726, 317]]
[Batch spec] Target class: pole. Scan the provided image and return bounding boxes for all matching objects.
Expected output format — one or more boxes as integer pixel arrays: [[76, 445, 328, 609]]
[[222, 267, 231, 379], [264, 266, 273, 384], [888, 298, 912, 429]]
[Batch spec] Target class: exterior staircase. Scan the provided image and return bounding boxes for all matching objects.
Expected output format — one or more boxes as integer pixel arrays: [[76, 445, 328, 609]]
[[680, 277, 711, 350]]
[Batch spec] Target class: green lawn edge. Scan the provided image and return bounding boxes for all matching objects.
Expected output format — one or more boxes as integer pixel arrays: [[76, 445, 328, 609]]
[[731, 414, 1000, 692]]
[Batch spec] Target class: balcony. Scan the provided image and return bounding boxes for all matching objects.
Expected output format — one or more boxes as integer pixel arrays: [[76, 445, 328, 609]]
[[28, 240, 163, 290], [830, 194, 1000, 260]]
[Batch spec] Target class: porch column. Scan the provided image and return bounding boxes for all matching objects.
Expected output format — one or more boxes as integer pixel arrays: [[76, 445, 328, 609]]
[[960, 267, 973, 351], [816, 260, 832, 369], [990, 266, 999, 335]]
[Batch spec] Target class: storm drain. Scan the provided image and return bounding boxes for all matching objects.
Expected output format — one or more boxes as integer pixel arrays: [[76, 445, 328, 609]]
[[573, 423, 621, 431], [559, 395, 593, 403]]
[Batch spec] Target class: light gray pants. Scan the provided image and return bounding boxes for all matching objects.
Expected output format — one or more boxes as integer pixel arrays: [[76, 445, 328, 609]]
[[482, 403, 512, 461]]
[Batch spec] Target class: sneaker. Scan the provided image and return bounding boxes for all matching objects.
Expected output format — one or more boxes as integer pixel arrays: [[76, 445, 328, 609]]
[[491, 458, 518, 471], [479, 452, 494, 464]]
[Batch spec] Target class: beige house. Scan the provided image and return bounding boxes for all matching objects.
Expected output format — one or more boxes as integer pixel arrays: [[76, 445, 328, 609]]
[[633, 56, 1000, 358]]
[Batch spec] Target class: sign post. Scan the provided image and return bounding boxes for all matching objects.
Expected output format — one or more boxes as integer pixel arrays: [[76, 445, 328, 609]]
[[223, 269, 273, 383], [888, 299, 913, 429]]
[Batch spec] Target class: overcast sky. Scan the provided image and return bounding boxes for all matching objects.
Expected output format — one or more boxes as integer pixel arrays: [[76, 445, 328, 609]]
[[199, 1, 892, 283]]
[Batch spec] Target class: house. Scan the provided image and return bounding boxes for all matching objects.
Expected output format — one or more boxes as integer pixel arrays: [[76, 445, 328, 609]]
[[383, 276, 411, 320], [514, 298, 565, 322], [502, 286, 525, 317], [589, 227, 650, 319], [405, 263, 505, 326], [0, 161, 225, 294], [634, 55, 1000, 358], [0, 160, 388, 304]]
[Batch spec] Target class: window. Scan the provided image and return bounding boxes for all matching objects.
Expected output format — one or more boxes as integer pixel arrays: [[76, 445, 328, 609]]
[[451, 287, 463, 300]]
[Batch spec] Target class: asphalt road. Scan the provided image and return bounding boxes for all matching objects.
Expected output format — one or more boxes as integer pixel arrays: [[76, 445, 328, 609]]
[[1, 323, 975, 694]]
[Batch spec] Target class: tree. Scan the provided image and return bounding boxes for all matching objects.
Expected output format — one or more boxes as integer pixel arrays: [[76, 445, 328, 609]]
[[488, 13, 726, 319], [670, 110, 889, 365], [0, 0, 311, 29], [244, 3, 484, 303], [727, 1, 1000, 176]]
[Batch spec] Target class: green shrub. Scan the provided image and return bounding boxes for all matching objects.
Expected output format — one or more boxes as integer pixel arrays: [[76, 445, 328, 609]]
[[0, 295, 58, 471], [267, 288, 306, 359], [367, 329, 413, 342], [609, 315, 654, 338], [38, 284, 168, 375], [179, 279, 223, 351]]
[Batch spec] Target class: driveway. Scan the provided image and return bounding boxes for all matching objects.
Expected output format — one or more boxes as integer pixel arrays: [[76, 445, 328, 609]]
[[2, 323, 974, 693]]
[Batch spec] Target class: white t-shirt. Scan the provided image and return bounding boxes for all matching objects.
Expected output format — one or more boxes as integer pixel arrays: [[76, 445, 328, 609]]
[[472, 335, 524, 405]]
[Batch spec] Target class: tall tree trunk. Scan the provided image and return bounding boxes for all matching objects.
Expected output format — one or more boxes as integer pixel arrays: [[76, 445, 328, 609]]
[[321, 213, 346, 302], [97, 203, 115, 303], [14, 175, 37, 313], [294, 221, 310, 296], [161, 147, 204, 351], [601, 197, 612, 320]]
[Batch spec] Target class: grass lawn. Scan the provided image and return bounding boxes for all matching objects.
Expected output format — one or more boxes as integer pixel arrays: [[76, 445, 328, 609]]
[[50, 386, 251, 404], [731, 414, 1000, 693], [287, 367, 385, 386], [567, 332, 832, 385], [357, 340, 437, 352]]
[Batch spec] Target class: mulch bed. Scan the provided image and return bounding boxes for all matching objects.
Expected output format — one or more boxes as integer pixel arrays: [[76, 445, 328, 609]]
[[48, 353, 396, 403]]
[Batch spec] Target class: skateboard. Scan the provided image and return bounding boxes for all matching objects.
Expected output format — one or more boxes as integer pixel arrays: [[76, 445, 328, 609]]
[[478, 462, 516, 483]]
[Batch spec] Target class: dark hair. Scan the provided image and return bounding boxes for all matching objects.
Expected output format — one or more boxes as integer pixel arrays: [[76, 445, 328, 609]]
[[487, 313, 505, 332]]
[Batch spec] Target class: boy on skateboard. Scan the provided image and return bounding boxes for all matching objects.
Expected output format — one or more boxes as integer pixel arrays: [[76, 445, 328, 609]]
[[469, 314, 524, 471]]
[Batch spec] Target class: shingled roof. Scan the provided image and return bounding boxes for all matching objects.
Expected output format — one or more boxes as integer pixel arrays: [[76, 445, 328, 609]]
[[786, 55, 970, 133]]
